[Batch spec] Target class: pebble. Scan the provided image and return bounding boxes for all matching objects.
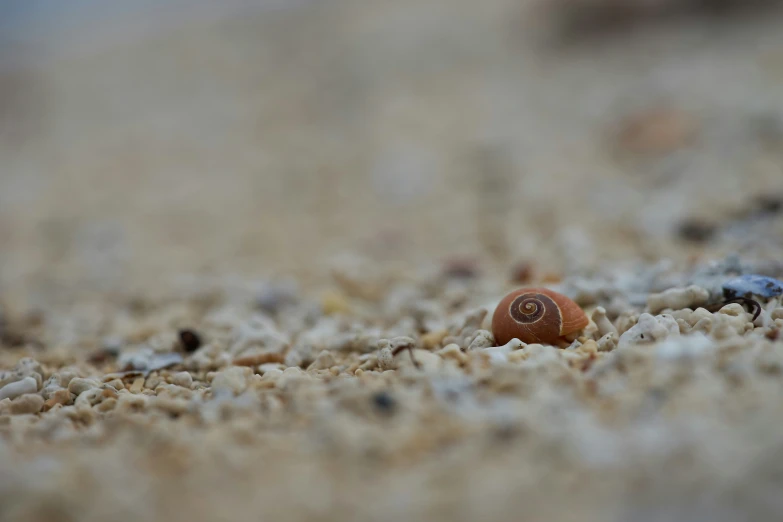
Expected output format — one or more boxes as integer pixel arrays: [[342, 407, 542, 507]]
[[8, 394, 44, 415], [130, 377, 145, 394], [310, 350, 336, 370], [647, 286, 709, 314], [420, 329, 448, 350], [211, 367, 251, 396], [68, 378, 100, 396], [591, 307, 617, 337], [43, 389, 74, 411], [0, 358, 43, 389], [232, 352, 285, 367], [0, 377, 39, 401], [481, 339, 524, 364], [170, 371, 193, 388], [467, 330, 495, 351], [436, 343, 468, 364], [597, 332, 619, 352], [618, 313, 679, 349]]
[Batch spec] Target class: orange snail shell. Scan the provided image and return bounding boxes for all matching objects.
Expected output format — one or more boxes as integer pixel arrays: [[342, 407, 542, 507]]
[[491, 287, 589, 345]]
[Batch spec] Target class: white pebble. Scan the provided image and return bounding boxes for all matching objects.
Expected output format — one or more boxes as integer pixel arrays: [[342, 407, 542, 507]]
[[311, 350, 336, 370], [467, 330, 495, 351], [67, 378, 101, 396], [0, 377, 38, 401], [597, 332, 619, 352], [170, 372, 193, 389], [211, 367, 250, 396], [591, 307, 617, 337], [647, 285, 709, 315], [618, 313, 680, 349]]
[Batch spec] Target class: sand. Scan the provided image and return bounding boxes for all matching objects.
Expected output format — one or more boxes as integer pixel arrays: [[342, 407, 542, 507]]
[[2, 1, 783, 521]]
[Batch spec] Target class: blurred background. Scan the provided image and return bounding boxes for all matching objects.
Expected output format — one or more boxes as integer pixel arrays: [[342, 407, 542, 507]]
[[2, 0, 783, 303]]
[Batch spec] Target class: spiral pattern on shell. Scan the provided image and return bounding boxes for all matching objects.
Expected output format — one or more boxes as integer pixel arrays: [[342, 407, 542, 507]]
[[509, 293, 556, 324], [492, 287, 589, 346]]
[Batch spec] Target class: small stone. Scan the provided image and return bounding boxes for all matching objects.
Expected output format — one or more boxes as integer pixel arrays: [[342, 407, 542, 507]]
[[8, 394, 44, 415], [377, 343, 396, 371], [117, 393, 149, 413], [420, 329, 448, 350], [436, 343, 468, 364], [94, 398, 118, 413], [178, 329, 202, 352], [67, 378, 100, 396], [232, 352, 285, 367], [284, 350, 303, 368], [618, 313, 680, 349], [130, 377, 145, 394], [311, 350, 336, 370], [261, 368, 284, 382], [647, 286, 709, 315], [104, 379, 125, 391], [211, 367, 250, 396], [170, 372, 193, 388], [591, 307, 617, 337], [467, 330, 495, 351], [43, 389, 73, 411], [145, 374, 163, 389], [150, 396, 190, 416], [597, 332, 619, 352], [0, 377, 38, 401], [75, 388, 106, 408]]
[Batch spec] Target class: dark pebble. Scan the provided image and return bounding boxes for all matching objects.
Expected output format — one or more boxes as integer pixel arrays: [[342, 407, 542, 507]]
[[178, 329, 202, 352]]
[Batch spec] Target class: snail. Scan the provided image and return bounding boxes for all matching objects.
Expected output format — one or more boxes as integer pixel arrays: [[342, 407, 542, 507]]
[[491, 287, 588, 345]]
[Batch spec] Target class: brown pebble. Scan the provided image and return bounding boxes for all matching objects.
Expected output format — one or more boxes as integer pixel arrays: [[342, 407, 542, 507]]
[[43, 389, 73, 411], [233, 352, 285, 367], [9, 394, 44, 415], [420, 330, 448, 351], [179, 329, 202, 352]]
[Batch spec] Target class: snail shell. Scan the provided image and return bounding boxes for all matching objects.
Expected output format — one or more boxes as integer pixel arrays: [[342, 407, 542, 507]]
[[491, 287, 588, 345]]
